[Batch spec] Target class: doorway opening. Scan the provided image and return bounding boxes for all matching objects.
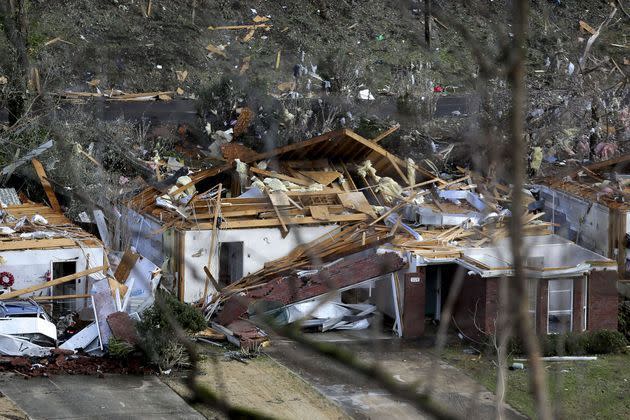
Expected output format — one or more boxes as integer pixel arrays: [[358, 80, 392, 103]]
[[51, 261, 77, 316], [219, 242, 244, 288]]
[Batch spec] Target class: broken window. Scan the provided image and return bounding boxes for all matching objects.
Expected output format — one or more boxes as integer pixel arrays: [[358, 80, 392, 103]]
[[547, 279, 573, 334], [219, 242, 244, 288], [51, 261, 77, 316]]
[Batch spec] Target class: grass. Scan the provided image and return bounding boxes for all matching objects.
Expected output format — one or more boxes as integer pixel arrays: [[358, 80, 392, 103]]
[[442, 345, 630, 419]]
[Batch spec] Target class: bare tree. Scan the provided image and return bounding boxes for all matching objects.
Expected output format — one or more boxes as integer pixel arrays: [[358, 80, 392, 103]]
[[424, 0, 432, 49], [506, 1, 552, 419], [0, 0, 29, 125]]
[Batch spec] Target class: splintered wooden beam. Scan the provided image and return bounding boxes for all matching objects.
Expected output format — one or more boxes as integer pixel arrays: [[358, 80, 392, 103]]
[[386, 154, 411, 186], [114, 249, 140, 283], [219, 213, 368, 229], [269, 191, 290, 233], [249, 166, 312, 186], [31, 159, 61, 211], [0, 265, 107, 300], [341, 129, 446, 185], [203, 184, 222, 303], [371, 124, 400, 143]]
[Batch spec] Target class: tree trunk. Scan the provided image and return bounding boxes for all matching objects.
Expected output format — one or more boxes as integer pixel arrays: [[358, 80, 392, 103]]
[[0, 0, 30, 125], [507, 1, 552, 419], [424, 0, 432, 49]]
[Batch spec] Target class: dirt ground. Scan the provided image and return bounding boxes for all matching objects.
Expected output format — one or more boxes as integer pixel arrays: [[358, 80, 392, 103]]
[[0, 392, 28, 420], [164, 347, 349, 420]]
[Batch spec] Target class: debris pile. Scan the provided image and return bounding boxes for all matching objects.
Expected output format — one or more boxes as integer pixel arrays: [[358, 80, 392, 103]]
[[1, 124, 623, 359]]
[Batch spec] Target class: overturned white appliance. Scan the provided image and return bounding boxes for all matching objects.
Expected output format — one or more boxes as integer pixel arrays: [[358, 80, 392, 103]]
[[0, 299, 57, 346], [0, 299, 57, 356]]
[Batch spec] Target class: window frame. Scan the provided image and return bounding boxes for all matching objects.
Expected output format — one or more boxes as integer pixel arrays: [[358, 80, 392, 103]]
[[547, 278, 574, 334]]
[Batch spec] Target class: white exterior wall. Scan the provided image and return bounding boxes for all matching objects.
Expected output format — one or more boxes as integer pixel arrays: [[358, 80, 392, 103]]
[[539, 186, 614, 257], [181, 225, 338, 302], [0, 247, 105, 302]]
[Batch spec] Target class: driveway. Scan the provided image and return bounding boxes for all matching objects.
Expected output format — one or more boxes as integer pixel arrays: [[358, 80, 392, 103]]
[[266, 332, 524, 419], [0, 373, 203, 420]]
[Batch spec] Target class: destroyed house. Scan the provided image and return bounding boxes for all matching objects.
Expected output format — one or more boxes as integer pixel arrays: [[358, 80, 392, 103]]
[[536, 154, 630, 279], [0, 188, 105, 312], [124, 128, 620, 341], [125, 128, 435, 303], [392, 234, 618, 339]]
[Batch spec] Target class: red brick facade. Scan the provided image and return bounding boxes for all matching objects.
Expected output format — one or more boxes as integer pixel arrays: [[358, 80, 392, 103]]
[[402, 267, 426, 338], [450, 270, 619, 339], [450, 273, 494, 339], [588, 270, 618, 331]]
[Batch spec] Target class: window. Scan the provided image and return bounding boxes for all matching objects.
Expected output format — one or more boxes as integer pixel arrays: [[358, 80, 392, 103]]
[[547, 279, 573, 334]]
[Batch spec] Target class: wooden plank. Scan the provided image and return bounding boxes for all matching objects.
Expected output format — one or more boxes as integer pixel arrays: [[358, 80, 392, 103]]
[[268, 191, 291, 206], [250, 167, 312, 186], [0, 238, 78, 251], [219, 213, 368, 229], [310, 206, 331, 220], [371, 124, 400, 143], [584, 153, 630, 173], [269, 192, 289, 233], [114, 249, 140, 283], [203, 266, 221, 292], [298, 170, 341, 186], [0, 265, 106, 300], [203, 184, 222, 303], [402, 178, 442, 191], [248, 130, 343, 162], [108, 277, 129, 299], [32, 294, 91, 301], [437, 175, 471, 190], [386, 154, 411, 185], [342, 129, 446, 184], [31, 159, 61, 211], [337, 192, 377, 218]]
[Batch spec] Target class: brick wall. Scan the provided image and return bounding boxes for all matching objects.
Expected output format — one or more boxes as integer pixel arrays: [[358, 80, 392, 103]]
[[451, 270, 619, 339], [451, 273, 488, 340], [402, 267, 426, 338], [588, 270, 619, 331]]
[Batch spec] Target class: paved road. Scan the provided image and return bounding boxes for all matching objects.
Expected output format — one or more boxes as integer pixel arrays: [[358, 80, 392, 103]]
[[434, 95, 478, 117], [0, 373, 203, 420], [1, 94, 474, 125]]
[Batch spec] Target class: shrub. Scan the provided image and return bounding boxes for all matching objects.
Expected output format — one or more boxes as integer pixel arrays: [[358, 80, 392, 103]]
[[564, 332, 588, 356], [538, 334, 564, 357], [584, 330, 628, 354], [108, 337, 135, 358], [137, 290, 206, 370], [619, 300, 630, 341], [138, 290, 206, 334], [505, 330, 627, 357]]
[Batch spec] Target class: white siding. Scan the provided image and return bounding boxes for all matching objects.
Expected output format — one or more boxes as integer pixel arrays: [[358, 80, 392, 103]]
[[181, 225, 338, 302]]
